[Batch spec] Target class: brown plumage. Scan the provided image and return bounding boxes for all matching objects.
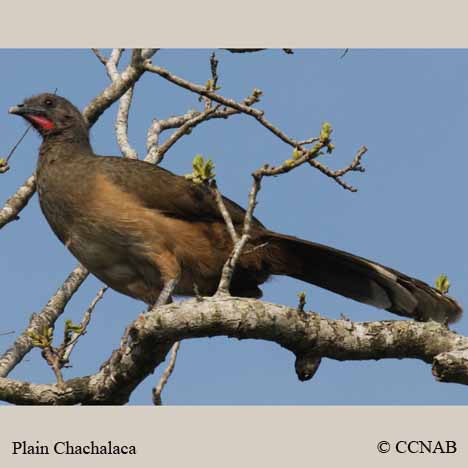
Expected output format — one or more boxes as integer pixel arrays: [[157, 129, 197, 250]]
[[9, 93, 463, 323]]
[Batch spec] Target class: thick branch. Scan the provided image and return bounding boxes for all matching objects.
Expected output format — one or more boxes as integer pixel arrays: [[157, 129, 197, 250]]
[[114, 86, 138, 159], [83, 49, 157, 127], [0, 296, 466, 405], [433, 350, 468, 385], [95, 48, 138, 159], [0, 175, 36, 230]]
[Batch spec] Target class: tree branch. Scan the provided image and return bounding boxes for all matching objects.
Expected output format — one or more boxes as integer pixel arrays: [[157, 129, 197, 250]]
[[83, 49, 157, 127], [0, 296, 466, 405], [216, 176, 260, 294], [59, 286, 108, 367], [145, 90, 260, 164], [94, 48, 138, 159], [433, 350, 468, 385], [147, 106, 219, 164], [152, 341, 181, 405], [91, 48, 108, 65], [144, 61, 367, 191], [0, 175, 36, 230], [0, 265, 88, 377]]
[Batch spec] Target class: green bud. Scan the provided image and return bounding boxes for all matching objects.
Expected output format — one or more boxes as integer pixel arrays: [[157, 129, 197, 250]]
[[204, 79, 221, 92], [292, 149, 302, 160], [253, 88, 263, 98], [320, 121, 333, 143], [27, 326, 53, 348], [185, 154, 216, 184], [65, 319, 83, 334], [435, 274, 451, 295]]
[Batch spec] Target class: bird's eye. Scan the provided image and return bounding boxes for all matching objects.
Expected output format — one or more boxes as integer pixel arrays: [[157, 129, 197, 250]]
[[44, 99, 54, 107]]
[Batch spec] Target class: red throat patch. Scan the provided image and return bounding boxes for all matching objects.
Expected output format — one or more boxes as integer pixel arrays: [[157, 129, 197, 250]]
[[28, 115, 54, 130]]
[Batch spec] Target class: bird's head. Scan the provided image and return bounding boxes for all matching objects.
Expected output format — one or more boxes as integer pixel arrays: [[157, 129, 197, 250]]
[[9, 93, 89, 142]]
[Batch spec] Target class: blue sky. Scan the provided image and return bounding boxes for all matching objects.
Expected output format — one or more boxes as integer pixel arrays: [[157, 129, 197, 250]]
[[0, 49, 467, 404]]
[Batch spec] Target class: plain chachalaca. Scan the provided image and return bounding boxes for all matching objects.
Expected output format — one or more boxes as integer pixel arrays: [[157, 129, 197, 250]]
[[8, 93, 463, 323]]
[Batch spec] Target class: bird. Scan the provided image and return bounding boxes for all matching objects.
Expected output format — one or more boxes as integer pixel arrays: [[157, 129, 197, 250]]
[[8, 93, 462, 323]]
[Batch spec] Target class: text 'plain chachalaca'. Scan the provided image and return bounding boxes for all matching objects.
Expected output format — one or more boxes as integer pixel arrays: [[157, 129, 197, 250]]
[[8, 93, 463, 323]]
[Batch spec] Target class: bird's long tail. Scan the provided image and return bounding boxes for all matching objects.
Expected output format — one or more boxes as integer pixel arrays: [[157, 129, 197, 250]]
[[260, 231, 462, 323]]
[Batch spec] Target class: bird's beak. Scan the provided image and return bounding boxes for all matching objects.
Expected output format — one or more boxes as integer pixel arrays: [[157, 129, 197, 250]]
[[8, 104, 44, 117]]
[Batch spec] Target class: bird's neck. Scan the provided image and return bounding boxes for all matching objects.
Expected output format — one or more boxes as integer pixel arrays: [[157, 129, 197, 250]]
[[38, 130, 94, 165], [41, 127, 93, 150]]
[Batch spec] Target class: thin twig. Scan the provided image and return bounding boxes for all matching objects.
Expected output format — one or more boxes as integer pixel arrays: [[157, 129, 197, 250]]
[[211, 182, 239, 244], [216, 176, 260, 294], [144, 61, 367, 191], [42, 347, 65, 387], [210, 52, 219, 90], [0, 331, 15, 337], [34, 286, 107, 383], [5, 125, 32, 163], [145, 62, 293, 144], [145, 88, 262, 164], [152, 341, 181, 405], [1, 124, 33, 173], [148, 106, 219, 164], [91, 48, 108, 65], [297, 137, 319, 146], [308, 146, 367, 192], [202, 52, 219, 109], [60, 286, 108, 366]]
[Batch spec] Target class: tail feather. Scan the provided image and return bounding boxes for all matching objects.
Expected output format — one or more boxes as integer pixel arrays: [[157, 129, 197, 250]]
[[261, 231, 462, 324]]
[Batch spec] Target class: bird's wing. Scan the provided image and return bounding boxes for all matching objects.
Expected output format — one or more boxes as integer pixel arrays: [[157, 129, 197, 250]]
[[95, 156, 264, 227]]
